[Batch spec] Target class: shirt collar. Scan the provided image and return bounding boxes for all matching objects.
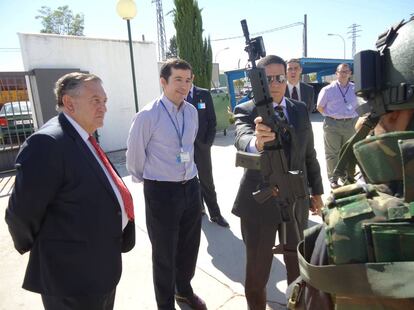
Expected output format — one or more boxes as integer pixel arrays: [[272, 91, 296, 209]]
[[63, 112, 90, 142], [287, 81, 300, 89], [335, 80, 350, 88], [160, 94, 185, 112], [273, 97, 287, 109]]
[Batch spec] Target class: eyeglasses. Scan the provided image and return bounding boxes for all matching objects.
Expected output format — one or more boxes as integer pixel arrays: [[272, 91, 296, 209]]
[[267, 74, 286, 84], [337, 70, 350, 74]]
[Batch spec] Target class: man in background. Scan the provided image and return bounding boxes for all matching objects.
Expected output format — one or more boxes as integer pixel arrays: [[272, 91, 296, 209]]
[[317, 63, 358, 188], [187, 82, 229, 228], [285, 58, 315, 113]]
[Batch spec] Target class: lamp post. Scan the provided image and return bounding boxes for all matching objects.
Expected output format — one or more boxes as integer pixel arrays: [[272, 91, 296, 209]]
[[117, 0, 139, 113], [214, 47, 230, 63], [328, 33, 346, 59]]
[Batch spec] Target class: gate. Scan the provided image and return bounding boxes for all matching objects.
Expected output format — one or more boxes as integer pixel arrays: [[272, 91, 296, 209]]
[[0, 71, 35, 172]]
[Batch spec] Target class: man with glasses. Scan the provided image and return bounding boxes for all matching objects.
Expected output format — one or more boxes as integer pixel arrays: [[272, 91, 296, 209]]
[[285, 58, 315, 113], [317, 63, 358, 189], [232, 55, 323, 309]]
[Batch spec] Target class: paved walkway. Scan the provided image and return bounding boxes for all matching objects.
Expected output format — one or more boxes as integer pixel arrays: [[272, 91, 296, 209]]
[[0, 113, 329, 310]]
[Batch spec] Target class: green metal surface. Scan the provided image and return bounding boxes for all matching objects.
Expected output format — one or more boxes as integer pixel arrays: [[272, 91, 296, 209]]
[[212, 92, 231, 134]]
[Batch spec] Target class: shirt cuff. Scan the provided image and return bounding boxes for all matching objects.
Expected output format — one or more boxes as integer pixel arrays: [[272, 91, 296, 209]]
[[246, 137, 260, 153]]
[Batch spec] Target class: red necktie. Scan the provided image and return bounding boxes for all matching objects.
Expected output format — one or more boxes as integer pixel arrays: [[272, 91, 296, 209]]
[[292, 86, 299, 101], [89, 136, 134, 220]]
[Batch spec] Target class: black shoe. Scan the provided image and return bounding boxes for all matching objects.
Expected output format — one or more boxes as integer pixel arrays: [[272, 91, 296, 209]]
[[175, 293, 207, 310], [210, 215, 230, 228]]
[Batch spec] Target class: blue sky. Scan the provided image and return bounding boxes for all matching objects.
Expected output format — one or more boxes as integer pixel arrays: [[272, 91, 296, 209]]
[[0, 0, 413, 71]]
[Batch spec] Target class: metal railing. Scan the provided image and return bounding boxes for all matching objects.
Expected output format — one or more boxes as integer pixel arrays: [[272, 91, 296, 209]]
[[0, 72, 35, 172]]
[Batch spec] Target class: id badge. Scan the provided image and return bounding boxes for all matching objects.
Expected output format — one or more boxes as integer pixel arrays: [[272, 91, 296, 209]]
[[197, 102, 206, 109], [176, 151, 190, 163]]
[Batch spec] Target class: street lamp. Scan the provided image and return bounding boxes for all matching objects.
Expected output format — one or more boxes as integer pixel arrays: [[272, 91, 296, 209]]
[[214, 47, 230, 63], [117, 0, 139, 113], [328, 33, 346, 59]]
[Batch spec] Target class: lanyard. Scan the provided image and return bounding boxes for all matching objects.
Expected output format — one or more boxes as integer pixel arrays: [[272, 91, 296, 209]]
[[160, 100, 185, 149], [338, 84, 350, 103]]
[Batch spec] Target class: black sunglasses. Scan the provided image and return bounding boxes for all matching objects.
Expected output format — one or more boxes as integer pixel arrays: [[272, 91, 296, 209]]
[[266, 74, 286, 84]]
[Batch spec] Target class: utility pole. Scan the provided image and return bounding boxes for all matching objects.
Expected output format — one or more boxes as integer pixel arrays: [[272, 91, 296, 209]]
[[152, 0, 167, 61], [303, 14, 307, 57], [347, 23, 362, 57]]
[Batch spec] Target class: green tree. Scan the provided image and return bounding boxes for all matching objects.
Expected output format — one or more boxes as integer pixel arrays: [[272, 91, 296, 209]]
[[234, 79, 245, 94], [36, 5, 84, 36], [173, 0, 212, 89], [166, 35, 178, 58]]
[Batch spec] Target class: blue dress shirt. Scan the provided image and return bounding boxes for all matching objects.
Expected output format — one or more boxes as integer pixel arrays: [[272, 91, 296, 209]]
[[126, 94, 199, 183]]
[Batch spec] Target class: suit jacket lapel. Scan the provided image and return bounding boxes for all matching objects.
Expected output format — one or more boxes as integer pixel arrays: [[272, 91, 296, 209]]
[[284, 87, 290, 98], [192, 86, 199, 107], [285, 98, 298, 127], [58, 113, 120, 207]]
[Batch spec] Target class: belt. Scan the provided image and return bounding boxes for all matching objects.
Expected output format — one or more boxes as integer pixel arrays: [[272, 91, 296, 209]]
[[326, 116, 354, 121], [144, 177, 195, 185]]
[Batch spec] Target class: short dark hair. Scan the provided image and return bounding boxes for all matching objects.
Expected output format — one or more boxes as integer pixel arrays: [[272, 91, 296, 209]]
[[54, 72, 101, 108], [286, 58, 302, 68], [160, 58, 193, 81], [337, 63, 351, 72], [257, 55, 287, 73]]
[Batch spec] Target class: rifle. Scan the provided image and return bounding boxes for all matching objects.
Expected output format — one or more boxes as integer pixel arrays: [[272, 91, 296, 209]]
[[235, 20, 307, 252]]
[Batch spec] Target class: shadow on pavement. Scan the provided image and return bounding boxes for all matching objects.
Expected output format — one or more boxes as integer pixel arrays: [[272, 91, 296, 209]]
[[310, 112, 324, 123], [0, 171, 15, 198], [201, 218, 287, 308], [213, 129, 235, 147]]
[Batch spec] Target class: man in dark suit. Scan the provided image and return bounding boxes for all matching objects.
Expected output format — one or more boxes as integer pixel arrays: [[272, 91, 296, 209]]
[[5, 72, 135, 310], [232, 55, 324, 309], [187, 83, 229, 227], [285, 58, 315, 113]]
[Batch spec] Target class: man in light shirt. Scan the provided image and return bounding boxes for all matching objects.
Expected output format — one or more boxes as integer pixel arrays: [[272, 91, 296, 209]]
[[126, 59, 206, 310], [317, 63, 358, 188]]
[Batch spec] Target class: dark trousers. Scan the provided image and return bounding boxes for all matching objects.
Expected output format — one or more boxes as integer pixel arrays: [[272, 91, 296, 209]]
[[41, 288, 116, 310], [194, 141, 220, 217], [240, 199, 309, 310], [144, 177, 202, 310]]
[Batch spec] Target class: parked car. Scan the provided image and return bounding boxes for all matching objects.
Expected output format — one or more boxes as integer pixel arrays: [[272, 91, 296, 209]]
[[210, 87, 228, 95], [0, 101, 34, 144], [237, 90, 253, 105]]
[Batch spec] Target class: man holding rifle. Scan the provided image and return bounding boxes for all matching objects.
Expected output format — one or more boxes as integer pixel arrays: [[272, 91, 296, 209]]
[[232, 54, 324, 310]]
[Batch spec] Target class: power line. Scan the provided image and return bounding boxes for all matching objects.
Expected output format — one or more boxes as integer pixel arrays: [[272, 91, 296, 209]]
[[211, 22, 303, 42], [0, 48, 20, 53]]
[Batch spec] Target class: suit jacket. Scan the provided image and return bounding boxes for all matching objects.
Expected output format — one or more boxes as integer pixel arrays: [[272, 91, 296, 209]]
[[5, 113, 135, 297], [232, 98, 323, 224], [285, 82, 315, 113], [190, 86, 217, 146]]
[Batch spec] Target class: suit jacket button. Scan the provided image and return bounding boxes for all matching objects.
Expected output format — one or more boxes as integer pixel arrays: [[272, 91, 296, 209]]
[[117, 211, 122, 216]]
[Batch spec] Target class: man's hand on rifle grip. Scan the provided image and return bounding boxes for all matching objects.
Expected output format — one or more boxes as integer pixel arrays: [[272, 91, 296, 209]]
[[254, 116, 276, 151]]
